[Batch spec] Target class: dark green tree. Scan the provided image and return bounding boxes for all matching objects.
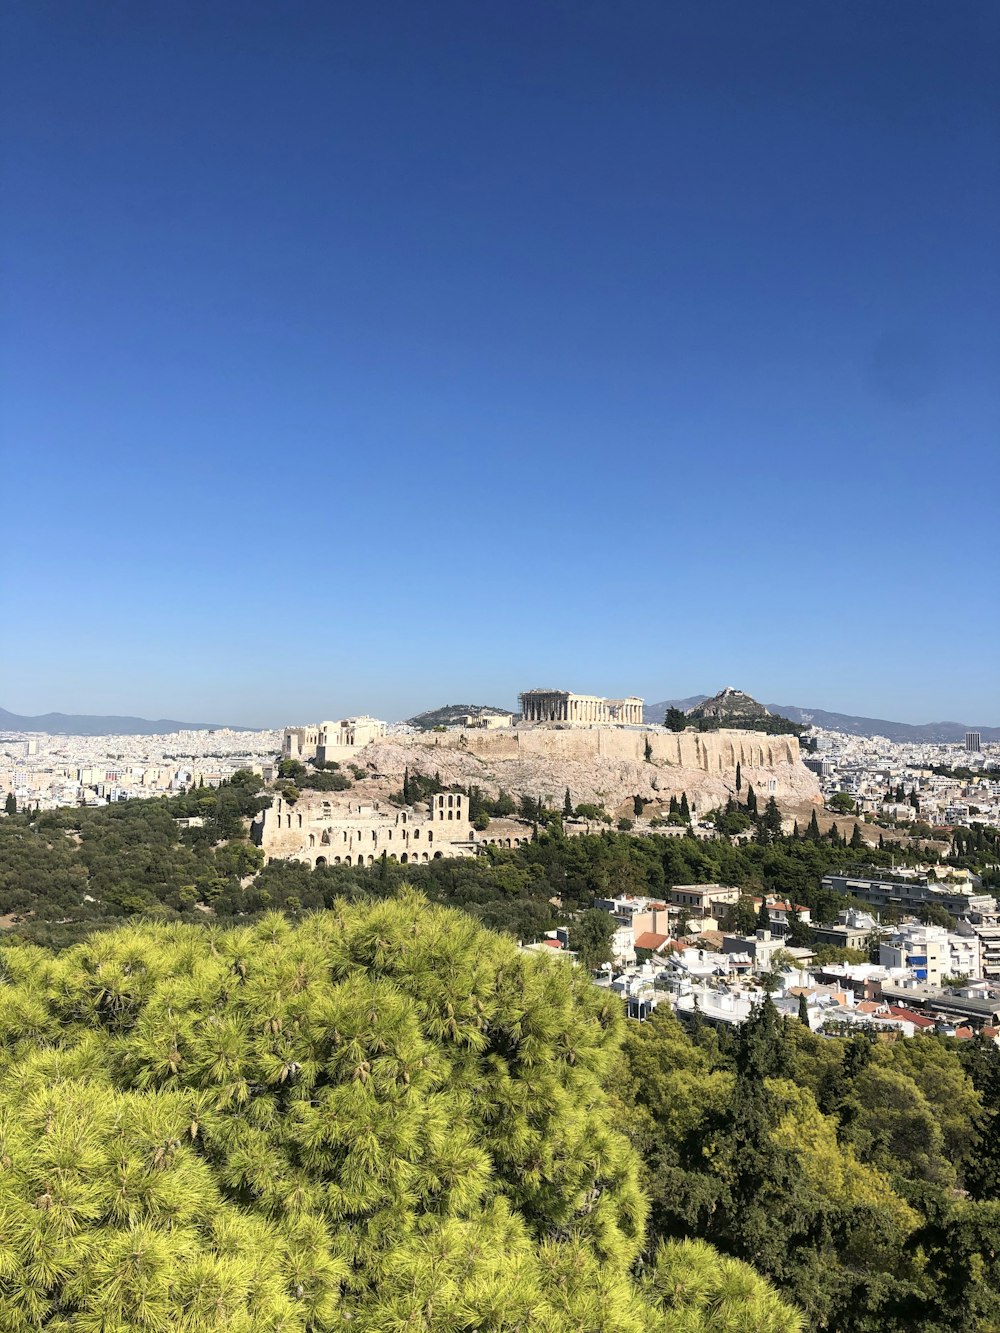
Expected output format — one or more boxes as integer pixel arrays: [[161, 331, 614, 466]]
[[733, 894, 759, 936], [665, 707, 687, 732]]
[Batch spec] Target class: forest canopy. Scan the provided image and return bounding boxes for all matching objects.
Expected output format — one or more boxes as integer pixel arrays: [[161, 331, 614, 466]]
[[0, 896, 802, 1332]]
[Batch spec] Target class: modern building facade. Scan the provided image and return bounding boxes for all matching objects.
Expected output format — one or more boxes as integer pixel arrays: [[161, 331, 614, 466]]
[[822, 872, 997, 920]]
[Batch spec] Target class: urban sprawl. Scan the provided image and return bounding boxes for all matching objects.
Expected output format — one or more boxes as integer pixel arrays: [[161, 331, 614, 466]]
[[3, 690, 999, 1045]]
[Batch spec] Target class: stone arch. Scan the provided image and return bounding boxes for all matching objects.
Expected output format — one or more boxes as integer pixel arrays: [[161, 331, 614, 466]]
[[433, 851, 442, 859], [315, 856, 327, 867], [308, 833, 316, 848], [400, 853, 408, 864]]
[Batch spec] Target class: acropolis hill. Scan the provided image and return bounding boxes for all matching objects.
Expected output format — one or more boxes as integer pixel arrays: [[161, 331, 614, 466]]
[[359, 724, 821, 819], [263, 689, 823, 867]]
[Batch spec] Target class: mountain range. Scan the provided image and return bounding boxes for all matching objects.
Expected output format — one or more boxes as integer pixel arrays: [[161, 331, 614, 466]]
[[643, 697, 999, 744], [0, 707, 251, 737], [2, 699, 996, 744]]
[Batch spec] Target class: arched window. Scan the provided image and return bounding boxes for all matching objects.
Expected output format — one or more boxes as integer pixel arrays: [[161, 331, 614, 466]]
[[308, 834, 316, 848]]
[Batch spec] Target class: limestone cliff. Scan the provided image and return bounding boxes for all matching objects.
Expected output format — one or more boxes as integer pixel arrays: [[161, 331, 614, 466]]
[[350, 727, 821, 820]]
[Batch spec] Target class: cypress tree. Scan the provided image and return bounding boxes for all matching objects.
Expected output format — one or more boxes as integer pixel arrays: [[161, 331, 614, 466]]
[[798, 992, 810, 1027], [807, 809, 821, 842], [735, 761, 742, 794], [746, 784, 757, 817], [850, 823, 864, 850], [680, 792, 690, 820], [563, 786, 573, 818]]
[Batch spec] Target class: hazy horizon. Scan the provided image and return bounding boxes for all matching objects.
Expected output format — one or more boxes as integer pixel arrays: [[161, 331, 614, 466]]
[[2, 683, 997, 732]]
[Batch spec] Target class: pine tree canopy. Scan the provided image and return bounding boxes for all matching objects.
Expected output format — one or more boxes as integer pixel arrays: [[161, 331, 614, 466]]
[[0, 894, 800, 1332]]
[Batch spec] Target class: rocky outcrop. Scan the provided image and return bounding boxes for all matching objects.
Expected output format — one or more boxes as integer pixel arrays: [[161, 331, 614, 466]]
[[351, 727, 821, 820]]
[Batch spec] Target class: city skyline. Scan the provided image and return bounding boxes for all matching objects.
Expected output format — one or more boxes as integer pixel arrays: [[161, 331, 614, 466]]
[[2, 2, 997, 724]]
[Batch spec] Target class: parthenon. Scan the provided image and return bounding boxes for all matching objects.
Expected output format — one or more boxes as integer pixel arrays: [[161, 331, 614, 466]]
[[518, 689, 644, 726]]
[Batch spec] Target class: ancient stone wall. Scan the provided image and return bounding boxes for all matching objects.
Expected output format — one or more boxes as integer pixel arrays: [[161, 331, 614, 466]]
[[411, 726, 800, 771], [356, 725, 820, 821]]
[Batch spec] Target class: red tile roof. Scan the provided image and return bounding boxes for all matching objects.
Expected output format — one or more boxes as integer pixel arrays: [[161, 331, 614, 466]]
[[885, 1005, 936, 1029], [634, 931, 669, 951], [541, 938, 563, 949]]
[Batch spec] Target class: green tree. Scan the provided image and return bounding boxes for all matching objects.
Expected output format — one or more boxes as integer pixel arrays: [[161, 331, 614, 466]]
[[733, 894, 759, 936], [563, 786, 574, 818], [3, 792, 15, 816], [0, 898, 674, 1333], [759, 796, 783, 842], [829, 792, 856, 815], [572, 907, 616, 970], [665, 707, 687, 732]]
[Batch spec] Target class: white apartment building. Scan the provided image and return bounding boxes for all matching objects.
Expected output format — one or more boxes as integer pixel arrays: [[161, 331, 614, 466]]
[[879, 923, 983, 986]]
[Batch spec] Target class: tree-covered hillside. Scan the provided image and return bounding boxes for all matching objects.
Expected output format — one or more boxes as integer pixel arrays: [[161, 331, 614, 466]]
[[0, 900, 801, 1332], [3, 778, 996, 951]]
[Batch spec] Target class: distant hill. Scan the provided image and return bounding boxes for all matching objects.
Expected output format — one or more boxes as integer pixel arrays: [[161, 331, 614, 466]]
[[643, 696, 998, 743], [765, 705, 1000, 745], [642, 696, 709, 721], [0, 706, 250, 736], [681, 688, 804, 736], [406, 704, 513, 731]]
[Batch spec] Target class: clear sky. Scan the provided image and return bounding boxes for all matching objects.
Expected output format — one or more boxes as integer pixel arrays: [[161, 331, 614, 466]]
[[1, 1, 998, 727]]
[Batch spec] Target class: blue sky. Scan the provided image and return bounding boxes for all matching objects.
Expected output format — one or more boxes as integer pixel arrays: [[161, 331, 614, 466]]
[[2, 1, 997, 726]]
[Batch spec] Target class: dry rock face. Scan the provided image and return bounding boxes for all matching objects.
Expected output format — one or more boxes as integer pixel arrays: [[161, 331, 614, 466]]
[[352, 727, 822, 821]]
